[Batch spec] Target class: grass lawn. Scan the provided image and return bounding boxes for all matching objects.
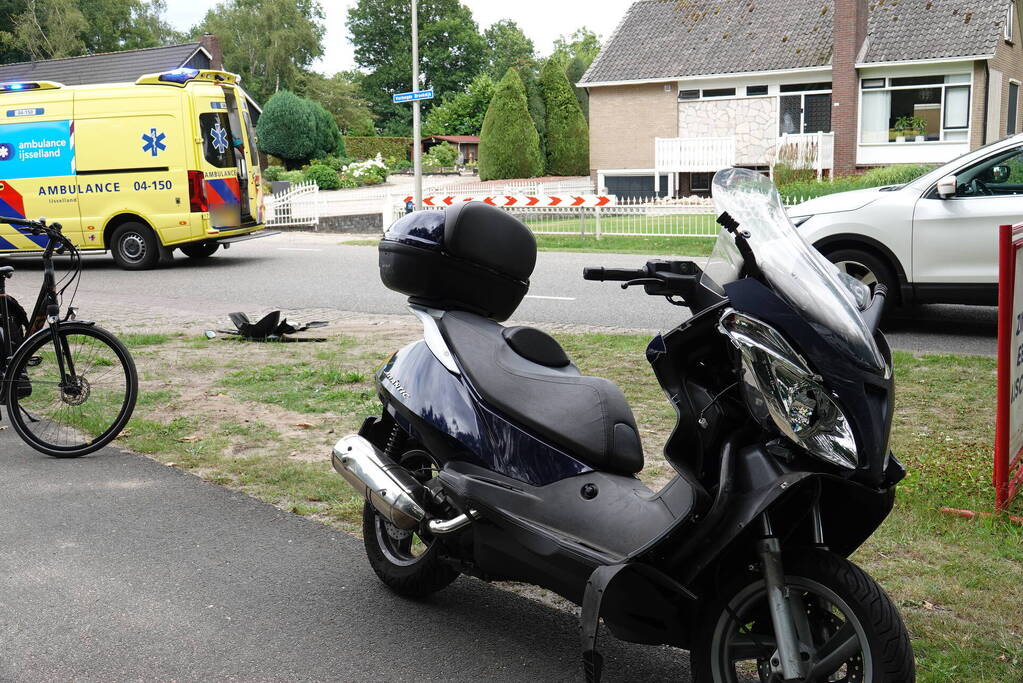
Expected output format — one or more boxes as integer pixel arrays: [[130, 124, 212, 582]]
[[116, 331, 1020, 681], [341, 233, 717, 257]]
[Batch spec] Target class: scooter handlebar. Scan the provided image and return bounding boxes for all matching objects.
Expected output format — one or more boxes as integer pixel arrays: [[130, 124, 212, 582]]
[[583, 266, 647, 282]]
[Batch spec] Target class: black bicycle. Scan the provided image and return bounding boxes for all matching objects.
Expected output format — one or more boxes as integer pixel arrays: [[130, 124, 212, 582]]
[[0, 217, 137, 457]]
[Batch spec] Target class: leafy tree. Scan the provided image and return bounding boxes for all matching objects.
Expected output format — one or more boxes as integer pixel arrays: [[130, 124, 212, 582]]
[[301, 71, 375, 136], [0, 0, 181, 61], [310, 100, 344, 160], [256, 90, 317, 168], [552, 27, 602, 118], [79, 0, 182, 53], [423, 141, 458, 168], [521, 69, 547, 172], [478, 68, 542, 181], [346, 0, 485, 135], [195, 0, 325, 103], [540, 58, 589, 176], [423, 73, 494, 136], [0, 0, 87, 60], [483, 19, 534, 81]]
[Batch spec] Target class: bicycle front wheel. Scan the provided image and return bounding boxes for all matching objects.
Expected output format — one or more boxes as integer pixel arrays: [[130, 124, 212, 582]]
[[5, 323, 138, 457]]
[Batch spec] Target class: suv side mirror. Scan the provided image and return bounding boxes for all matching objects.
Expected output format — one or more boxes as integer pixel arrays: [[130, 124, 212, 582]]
[[936, 174, 957, 199]]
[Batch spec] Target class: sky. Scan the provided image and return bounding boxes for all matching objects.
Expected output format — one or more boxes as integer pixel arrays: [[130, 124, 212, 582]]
[[164, 0, 634, 75]]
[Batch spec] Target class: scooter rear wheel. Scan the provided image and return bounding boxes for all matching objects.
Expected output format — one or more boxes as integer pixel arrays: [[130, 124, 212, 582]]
[[362, 448, 459, 598], [693, 549, 914, 682]]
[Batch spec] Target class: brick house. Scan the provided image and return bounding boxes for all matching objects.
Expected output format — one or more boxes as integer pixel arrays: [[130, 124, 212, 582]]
[[580, 0, 1023, 197]]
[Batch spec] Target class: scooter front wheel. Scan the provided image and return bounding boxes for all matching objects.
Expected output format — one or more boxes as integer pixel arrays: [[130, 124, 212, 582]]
[[362, 448, 459, 598], [694, 549, 914, 682]]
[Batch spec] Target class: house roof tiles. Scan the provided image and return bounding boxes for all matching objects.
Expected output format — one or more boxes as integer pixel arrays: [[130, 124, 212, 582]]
[[581, 0, 1011, 85], [0, 43, 205, 86]]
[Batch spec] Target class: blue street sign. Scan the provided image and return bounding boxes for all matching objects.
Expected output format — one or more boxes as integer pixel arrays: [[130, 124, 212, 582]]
[[392, 88, 434, 103]]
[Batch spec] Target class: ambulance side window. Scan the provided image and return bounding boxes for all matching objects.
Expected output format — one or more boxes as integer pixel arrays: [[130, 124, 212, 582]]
[[199, 113, 236, 168], [242, 109, 259, 164]]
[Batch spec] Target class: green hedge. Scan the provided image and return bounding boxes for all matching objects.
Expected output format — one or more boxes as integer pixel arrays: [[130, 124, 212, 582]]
[[344, 137, 412, 161]]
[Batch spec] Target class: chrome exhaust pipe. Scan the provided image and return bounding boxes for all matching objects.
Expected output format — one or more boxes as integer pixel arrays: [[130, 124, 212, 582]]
[[331, 434, 426, 530]]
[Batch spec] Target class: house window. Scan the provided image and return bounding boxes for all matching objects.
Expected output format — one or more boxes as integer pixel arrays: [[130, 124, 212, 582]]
[[678, 89, 699, 101], [690, 172, 712, 192], [746, 85, 768, 96], [859, 74, 971, 144], [780, 82, 832, 93], [779, 92, 833, 135], [1009, 82, 1020, 135], [702, 88, 736, 98], [1007, 3, 1016, 42]]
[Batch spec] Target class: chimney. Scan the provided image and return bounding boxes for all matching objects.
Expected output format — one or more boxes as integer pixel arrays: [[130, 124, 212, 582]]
[[199, 34, 223, 70], [831, 0, 868, 176]]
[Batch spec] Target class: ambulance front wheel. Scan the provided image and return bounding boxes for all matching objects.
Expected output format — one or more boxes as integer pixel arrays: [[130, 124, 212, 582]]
[[111, 222, 161, 270], [180, 241, 219, 259]]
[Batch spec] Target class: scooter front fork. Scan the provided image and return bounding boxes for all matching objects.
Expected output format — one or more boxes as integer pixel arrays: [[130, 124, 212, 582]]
[[757, 513, 807, 681]]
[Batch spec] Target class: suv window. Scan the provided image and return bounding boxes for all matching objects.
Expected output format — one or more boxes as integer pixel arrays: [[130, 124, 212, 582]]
[[955, 146, 1023, 196], [199, 112, 236, 168]]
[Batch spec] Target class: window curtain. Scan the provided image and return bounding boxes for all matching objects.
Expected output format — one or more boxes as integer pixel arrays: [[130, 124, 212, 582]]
[[860, 91, 891, 143]]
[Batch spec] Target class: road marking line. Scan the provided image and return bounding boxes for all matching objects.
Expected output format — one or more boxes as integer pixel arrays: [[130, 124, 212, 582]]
[[524, 295, 576, 301], [277, 247, 322, 252]]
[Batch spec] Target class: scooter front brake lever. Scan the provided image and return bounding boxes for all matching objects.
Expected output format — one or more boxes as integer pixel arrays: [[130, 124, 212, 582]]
[[620, 278, 663, 289]]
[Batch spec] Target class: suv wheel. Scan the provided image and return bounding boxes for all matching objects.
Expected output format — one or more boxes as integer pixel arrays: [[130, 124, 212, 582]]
[[825, 248, 897, 304]]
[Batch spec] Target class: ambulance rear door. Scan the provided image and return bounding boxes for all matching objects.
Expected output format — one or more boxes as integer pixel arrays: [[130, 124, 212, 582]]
[[192, 87, 247, 230], [0, 87, 82, 251]]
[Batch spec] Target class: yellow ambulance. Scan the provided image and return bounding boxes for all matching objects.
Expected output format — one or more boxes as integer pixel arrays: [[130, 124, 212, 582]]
[[0, 68, 270, 269]]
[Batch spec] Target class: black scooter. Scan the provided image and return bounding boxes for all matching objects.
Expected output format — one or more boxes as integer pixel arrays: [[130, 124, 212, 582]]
[[331, 168, 914, 682]]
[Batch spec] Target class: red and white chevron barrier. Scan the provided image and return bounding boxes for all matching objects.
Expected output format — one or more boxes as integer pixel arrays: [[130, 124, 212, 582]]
[[401, 194, 616, 208]]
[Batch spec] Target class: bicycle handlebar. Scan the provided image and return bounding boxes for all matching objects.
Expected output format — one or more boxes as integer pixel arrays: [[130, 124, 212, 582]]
[[0, 216, 63, 236]]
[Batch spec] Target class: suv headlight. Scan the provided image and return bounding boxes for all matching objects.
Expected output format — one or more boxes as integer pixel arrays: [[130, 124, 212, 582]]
[[719, 309, 858, 469]]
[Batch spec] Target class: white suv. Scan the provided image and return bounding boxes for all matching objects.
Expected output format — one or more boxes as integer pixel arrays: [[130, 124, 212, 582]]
[[790, 133, 1023, 308]]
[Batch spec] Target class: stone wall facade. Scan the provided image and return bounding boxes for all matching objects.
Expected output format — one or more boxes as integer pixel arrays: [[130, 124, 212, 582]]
[[677, 98, 777, 166]]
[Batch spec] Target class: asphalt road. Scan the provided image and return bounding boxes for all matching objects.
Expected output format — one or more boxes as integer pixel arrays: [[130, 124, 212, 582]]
[[0, 429, 689, 681], [0, 231, 998, 356]]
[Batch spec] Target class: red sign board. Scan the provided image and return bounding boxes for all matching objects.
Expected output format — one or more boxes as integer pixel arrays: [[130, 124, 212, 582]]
[[995, 223, 1023, 512]]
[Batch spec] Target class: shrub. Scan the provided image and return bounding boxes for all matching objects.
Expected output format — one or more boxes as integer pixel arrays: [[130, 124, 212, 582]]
[[342, 154, 388, 185], [539, 58, 589, 176], [478, 68, 543, 181], [344, 137, 412, 161], [385, 156, 412, 173], [256, 90, 317, 169], [261, 165, 284, 182], [311, 155, 351, 173], [423, 141, 458, 168], [777, 164, 936, 201], [310, 101, 345, 160], [337, 174, 359, 189], [279, 170, 306, 184], [304, 163, 342, 190]]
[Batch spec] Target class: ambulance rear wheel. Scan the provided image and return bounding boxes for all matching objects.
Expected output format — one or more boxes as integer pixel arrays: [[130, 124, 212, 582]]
[[180, 241, 219, 259], [111, 222, 160, 270]]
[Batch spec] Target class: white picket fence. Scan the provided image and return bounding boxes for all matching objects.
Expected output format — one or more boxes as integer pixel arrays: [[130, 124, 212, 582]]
[[392, 195, 810, 239], [264, 181, 321, 228]]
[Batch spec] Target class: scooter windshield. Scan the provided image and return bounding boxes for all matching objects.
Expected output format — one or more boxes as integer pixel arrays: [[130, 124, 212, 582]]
[[704, 168, 886, 374]]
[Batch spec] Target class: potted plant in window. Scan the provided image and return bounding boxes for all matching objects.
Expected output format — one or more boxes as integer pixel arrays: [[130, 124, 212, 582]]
[[894, 115, 928, 143]]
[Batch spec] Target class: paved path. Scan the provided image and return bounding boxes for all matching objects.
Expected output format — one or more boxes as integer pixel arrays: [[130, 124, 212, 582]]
[[0, 430, 689, 681], [0, 231, 998, 356]]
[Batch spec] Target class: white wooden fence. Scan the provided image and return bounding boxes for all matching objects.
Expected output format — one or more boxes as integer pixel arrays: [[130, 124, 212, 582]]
[[264, 181, 320, 228]]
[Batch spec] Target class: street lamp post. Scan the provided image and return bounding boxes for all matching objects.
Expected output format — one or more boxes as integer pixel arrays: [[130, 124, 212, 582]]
[[411, 0, 422, 210]]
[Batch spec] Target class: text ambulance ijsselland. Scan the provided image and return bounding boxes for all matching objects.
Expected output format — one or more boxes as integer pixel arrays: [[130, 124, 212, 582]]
[[0, 68, 274, 270]]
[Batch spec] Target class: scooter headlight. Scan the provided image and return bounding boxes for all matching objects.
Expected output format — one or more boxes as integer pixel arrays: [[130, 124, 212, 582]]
[[719, 309, 858, 469]]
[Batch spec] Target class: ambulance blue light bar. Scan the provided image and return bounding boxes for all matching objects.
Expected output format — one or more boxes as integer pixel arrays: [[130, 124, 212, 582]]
[[136, 69, 240, 88], [0, 81, 62, 93]]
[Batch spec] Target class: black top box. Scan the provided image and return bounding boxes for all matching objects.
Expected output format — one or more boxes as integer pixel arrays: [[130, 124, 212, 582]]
[[378, 203, 537, 321]]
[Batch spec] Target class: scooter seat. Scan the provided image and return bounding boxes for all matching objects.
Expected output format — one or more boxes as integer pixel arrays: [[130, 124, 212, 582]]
[[437, 311, 644, 475]]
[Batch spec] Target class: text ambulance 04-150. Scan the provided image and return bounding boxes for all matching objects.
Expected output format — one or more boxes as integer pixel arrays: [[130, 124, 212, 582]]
[[0, 69, 273, 269]]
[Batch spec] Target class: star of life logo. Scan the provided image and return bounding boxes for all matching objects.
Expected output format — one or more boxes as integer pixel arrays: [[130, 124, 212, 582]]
[[210, 121, 229, 154], [0, 143, 12, 161], [141, 128, 166, 157]]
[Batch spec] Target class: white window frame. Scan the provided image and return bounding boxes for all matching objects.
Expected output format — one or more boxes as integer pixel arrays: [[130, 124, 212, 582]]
[[1007, 3, 1016, 42], [857, 73, 973, 145], [1009, 79, 1021, 135]]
